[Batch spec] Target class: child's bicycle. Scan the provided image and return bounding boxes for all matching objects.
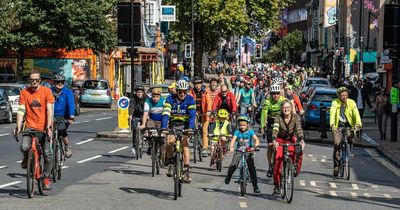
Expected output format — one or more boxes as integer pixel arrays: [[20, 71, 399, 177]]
[[15, 130, 47, 198], [208, 134, 232, 172], [235, 138, 255, 196]]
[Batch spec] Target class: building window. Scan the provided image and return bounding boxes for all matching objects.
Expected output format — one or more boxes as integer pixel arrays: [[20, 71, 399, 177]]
[[288, 9, 307, 24]]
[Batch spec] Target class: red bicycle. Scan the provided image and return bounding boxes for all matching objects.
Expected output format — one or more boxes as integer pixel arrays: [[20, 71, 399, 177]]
[[15, 130, 46, 198], [208, 134, 231, 172]]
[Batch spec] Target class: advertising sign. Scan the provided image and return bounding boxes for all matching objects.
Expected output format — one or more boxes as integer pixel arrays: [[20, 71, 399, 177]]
[[324, 0, 337, 28], [160, 5, 176, 22]]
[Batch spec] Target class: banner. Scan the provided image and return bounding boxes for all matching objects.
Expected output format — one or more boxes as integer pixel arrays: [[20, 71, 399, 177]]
[[34, 59, 72, 82], [324, 0, 337, 28], [71, 59, 91, 82]]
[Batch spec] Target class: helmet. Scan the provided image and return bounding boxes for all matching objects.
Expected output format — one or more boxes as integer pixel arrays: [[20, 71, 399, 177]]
[[336, 86, 348, 96], [52, 73, 65, 81], [250, 73, 254, 78], [181, 76, 191, 82], [217, 109, 229, 118], [272, 77, 283, 85], [176, 80, 189, 90], [270, 84, 281, 93], [237, 115, 250, 123], [192, 77, 203, 83], [134, 85, 145, 91]]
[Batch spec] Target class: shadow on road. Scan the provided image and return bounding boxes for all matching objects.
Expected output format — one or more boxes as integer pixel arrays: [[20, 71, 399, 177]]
[[108, 169, 152, 177], [119, 187, 173, 200], [0, 186, 28, 199]]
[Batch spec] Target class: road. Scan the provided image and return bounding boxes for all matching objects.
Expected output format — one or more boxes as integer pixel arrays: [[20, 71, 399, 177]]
[[0, 110, 399, 209]]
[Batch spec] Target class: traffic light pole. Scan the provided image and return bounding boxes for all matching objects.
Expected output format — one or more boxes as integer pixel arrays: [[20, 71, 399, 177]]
[[191, 0, 194, 77], [130, 0, 136, 96]]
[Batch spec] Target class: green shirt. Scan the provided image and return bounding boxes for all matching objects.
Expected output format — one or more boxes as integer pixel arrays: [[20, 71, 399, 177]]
[[260, 96, 287, 129]]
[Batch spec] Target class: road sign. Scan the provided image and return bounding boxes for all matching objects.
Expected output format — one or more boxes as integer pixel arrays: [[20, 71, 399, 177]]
[[117, 97, 130, 129], [160, 5, 176, 22]]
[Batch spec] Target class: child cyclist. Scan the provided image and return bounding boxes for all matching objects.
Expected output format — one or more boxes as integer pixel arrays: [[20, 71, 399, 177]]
[[224, 115, 260, 193], [209, 109, 232, 164]]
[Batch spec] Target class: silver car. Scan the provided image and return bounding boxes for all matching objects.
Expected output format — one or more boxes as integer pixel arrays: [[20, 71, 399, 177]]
[[0, 83, 24, 117], [79, 79, 112, 108], [0, 88, 13, 123]]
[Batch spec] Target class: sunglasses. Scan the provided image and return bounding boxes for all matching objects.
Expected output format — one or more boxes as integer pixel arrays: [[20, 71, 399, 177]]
[[54, 81, 65, 85], [221, 91, 227, 93], [29, 78, 41, 83], [177, 90, 186, 94], [271, 92, 280, 95]]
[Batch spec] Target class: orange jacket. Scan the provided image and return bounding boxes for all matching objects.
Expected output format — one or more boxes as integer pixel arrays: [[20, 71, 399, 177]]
[[291, 92, 303, 113], [190, 86, 212, 120]]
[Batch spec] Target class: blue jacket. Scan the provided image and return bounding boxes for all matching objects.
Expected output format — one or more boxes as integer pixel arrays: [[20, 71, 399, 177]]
[[52, 87, 75, 119], [161, 94, 196, 129]]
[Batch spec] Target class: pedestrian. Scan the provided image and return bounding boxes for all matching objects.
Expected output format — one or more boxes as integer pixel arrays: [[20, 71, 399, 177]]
[[372, 88, 390, 140], [349, 80, 372, 119]]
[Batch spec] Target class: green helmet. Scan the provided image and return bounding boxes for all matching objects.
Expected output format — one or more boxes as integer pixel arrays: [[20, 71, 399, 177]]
[[237, 115, 250, 123], [336, 86, 348, 96]]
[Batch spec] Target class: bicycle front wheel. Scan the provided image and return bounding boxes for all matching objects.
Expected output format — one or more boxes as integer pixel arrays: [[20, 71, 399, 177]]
[[193, 134, 198, 163], [280, 162, 286, 199], [285, 162, 295, 203], [217, 147, 223, 172], [240, 163, 247, 196], [151, 140, 156, 177], [344, 143, 351, 180], [26, 150, 35, 198], [51, 139, 58, 182], [135, 127, 141, 160], [37, 156, 44, 195], [174, 152, 181, 200]]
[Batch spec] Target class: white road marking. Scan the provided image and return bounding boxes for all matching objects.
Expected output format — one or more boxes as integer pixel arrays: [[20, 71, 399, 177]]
[[370, 185, 378, 189], [384, 194, 392, 199], [84, 120, 89, 123], [352, 184, 359, 190], [322, 155, 327, 158], [329, 182, 337, 188], [239, 201, 248, 208], [365, 148, 400, 178], [108, 146, 129, 154], [321, 159, 326, 163], [16, 160, 22, 163], [329, 191, 337, 197], [95, 117, 112, 121], [74, 122, 81, 124], [363, 193, 371, 198], [0, 181, 22, 189], [299, 180, 306, 186], [62, 166, 69, 169], [310, 181, 316, 187], [77, 155, 102, 163], [0, 166, 7, 169], [351, 192, 358, 197], [0, 133, 10, 137], [308, 154, 313, 157], [312, 158, 317, 162], [76, 138, 94, 145]]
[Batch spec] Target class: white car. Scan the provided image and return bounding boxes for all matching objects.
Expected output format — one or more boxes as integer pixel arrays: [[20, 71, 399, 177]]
[[0, 83, 24, 117]]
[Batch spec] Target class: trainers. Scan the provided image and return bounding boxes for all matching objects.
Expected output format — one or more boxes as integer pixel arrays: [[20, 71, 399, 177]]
[[131, 147, 137, 157], [202, 149, 208, 157], [166, 164, 174, 177], [65, 145, 72, 158], [43, 178, 52, 190], [183, 170, 192, 183], [253, 185, 261, 193], [266, 167, 273, 178], [21, 157, 27, 169], [273, 186, 280, 195]]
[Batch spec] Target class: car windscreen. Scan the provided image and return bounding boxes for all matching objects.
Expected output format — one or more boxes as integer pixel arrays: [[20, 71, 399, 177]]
[[1, 86, 20, 96], [306, 80, 329, 86], [312, 93, 337, 102], [83, 81, 108, 90]]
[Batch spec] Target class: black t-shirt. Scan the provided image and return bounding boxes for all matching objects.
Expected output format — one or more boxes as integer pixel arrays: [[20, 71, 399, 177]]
[[219, 96, 231, 113]]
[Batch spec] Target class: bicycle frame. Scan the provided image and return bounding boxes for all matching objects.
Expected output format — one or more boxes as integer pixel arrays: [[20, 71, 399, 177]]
[[31, 136, 42, 180]]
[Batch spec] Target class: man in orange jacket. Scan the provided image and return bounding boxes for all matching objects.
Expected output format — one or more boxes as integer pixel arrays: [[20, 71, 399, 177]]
[[190, 77, 213, 157], [285, 86, 304, 115]]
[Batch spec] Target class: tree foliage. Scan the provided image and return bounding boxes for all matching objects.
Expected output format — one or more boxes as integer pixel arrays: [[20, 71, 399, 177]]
[[265, 30, 304, 64], [165, 0, 292, 76]]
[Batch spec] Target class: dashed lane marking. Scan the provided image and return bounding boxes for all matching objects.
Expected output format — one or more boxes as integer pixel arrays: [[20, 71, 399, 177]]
[[299, 180, 306, 186], [310, 181, 316, 187], [350, 192, 358, 198], [83, 121, 89, 123], [239, 196, 247, 208], [329, 191, 337, 197], [308, 154, 313, 157], [0, 181, 22, 189], [0, 133, 10, 137], [62, 166, 69, 169], [95, 117, 112, 121], [77, 155, 102, 164], [108, 146, 129, 154], [16, 160, 22, 163], [74, 122, 81, 124], [0, 166, 7, 169], [352, 184, 359, 190], [321, 159, 326, 163], [76, 138, 94, 145], [312, 158, 317, 162], [322, 155, 327, 158], [329, 182, 337, 188]]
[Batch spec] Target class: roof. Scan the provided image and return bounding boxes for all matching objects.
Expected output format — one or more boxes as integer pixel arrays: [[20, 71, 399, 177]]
[[313, 86, 337, 93]]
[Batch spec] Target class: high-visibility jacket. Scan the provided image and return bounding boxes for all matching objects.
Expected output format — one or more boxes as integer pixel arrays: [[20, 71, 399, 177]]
[[329, 98, 362, 129], [211, 120, 230, 142]]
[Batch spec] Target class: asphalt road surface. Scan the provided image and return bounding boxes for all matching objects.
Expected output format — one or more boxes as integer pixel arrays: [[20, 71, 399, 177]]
[[0, 111, 399, 210]]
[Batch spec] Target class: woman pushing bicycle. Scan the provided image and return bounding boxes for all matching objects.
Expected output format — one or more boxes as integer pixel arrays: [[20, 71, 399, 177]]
[[271, 101, 305, 195]]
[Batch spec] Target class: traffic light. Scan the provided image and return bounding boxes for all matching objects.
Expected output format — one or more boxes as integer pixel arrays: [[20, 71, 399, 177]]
[[255, 44, 262, 58], [185, 44, 191, 58], [234, 41, 239, 50]]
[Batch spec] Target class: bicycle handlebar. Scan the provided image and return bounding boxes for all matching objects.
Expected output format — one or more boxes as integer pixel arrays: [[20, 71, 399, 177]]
[[162, 128, 194, 136], [207, 134, 232, 138], [14, 130, 46, 142]]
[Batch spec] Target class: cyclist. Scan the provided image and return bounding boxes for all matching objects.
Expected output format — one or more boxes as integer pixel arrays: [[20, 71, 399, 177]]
[[190, 77, 212, 157], [15, 69, 54, 190], [260, 84, 287, 178], [51, 74, 75, 158], [209, 78, 220, 127], [128, 85, 148, 157], [162, 80, 196, 182], [225, 115, 260, 193], [236, 80, 257, 122], [213, 84, 237, 114], [209, 109, 232, 163], [139, 88, 165, 154], [330, 87, 362, 177], [284, 86, 303, 115], [271, 101, 305, 194]]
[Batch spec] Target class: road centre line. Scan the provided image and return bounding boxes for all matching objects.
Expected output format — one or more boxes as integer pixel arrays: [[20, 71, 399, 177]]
[[350, 192, 358, 197], [62, 166, 69, 169], [0, 133, 10, 137], [299, 180, 306, 186], [329, 182, 337, 188], [84, 120, 89, 123], [310, 181, 316, 187], [329, 191, 337, 197], [108, 146, 129, 154], [321, 159, 326, 163], [95, 117, 112, 121], [77, 155, 102, 163], [76, 138, 94, 145], [308, 154, 313, 157], [352, 184, 359, 190], [0, 181, 22, 189], [239, 201, 248, 208], [0, 166, 7, 169]]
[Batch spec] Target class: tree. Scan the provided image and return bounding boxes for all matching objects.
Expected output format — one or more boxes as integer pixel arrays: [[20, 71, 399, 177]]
[[165, 0, 292, 77], [265, 30, 304, 64]]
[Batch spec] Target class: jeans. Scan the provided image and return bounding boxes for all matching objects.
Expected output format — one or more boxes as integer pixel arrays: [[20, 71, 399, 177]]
[[226, 153, 258, 186], [332, 128, 353, 169], [20, 129, 52, 177]]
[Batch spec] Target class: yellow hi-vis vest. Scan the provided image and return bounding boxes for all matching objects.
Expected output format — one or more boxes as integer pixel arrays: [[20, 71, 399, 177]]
[[212, 120, 230, 142]]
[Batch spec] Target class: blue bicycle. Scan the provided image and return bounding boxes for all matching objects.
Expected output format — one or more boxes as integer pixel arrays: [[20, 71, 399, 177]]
[[338, 127, 351, 180], [236, 138, 254, 196]]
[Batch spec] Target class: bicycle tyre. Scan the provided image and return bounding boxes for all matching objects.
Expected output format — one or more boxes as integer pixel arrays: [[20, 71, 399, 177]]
[[52, 139, 58, 183], [174, 152, 181, 200], [37, 156, 44, 195], [156, 141, 161, 174], [57, 141, 64, 180], [26, 150, 35, 198], [280, 161, 286, 199], [240, 162, 246, 196], [198, 136, 203, 162], [285, 162, 295, 203], [151, 140, 156, 177], [193, 134, 198, 163], [135, 126, 140, 160], [217, 147, 223, 172], [345, 143, 351, 180]]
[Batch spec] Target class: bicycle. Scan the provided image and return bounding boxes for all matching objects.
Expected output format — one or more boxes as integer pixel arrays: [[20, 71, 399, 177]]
[[51, 119, 69, 182], [192, 115, 203, 163], [235, 138, 255, 196], [338, 127, 352, 180], [132, 118, 144, 160], [165, 129, 193, 200], [15, 130, 46, 198], [143, 127, 165, 177], [277, 142, 301, 203], [208, 134, 231, 172], [230, 113, 238, 132]]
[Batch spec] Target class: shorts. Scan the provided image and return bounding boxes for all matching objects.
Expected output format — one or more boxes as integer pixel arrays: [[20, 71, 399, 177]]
[[55, 119, 70, 138]]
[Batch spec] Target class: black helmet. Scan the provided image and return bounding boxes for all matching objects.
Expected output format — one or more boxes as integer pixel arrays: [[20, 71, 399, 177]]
[[134, 85, 145, 91], [52, 73, 65, 81]]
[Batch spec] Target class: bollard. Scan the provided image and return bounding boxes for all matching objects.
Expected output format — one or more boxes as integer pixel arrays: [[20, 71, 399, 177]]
[[320, 103, 327, 139]]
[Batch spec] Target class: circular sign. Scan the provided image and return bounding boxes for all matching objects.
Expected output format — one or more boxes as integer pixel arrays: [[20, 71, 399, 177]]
[[384, 49, 390, 56], [117, 97, 130, 109]]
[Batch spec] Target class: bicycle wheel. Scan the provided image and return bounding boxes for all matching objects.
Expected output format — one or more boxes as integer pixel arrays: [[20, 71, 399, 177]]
[[344, 143, 351, 180], [51, 138, 58, 182], [280, 162, 286, 199], [37, 156, 44, 195], [151, 140, 156, 177], [285, 162, 295, 203], [339, 145, 345, 178], [174, 152, 181, 200], [193, 133, 198, 163], [26, 150, 35, 198], [240, 161, 247, 196], [156, 141, 161, 175], [197, 136, 203, 162], [217, 147, 223, 172], [135, 126, 140, 160], [57, 142, 64, 180]]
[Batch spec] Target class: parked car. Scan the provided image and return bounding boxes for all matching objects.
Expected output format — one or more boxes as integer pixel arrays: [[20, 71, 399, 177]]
[[303, 87, 337, 129], [0, 84, 24, 118], [148, 84, 170, 98], [302, 77, 332, 88], [0, 88, 13, 123], [79, 79, 112, 108]]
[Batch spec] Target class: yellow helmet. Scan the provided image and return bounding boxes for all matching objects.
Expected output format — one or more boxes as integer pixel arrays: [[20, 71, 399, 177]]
[[218, 109, 229, 118]]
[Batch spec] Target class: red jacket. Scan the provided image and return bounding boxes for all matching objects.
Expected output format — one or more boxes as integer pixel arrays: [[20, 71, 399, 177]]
[[213, 91, 237, 113]]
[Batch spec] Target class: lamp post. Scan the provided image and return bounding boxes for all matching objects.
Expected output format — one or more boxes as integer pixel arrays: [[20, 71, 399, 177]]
[[358, 0, 364, 78], [191, 0, 194, 77]]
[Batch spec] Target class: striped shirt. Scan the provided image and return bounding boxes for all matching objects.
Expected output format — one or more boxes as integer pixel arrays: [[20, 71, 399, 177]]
[[272, 114, 304, 141], [144, 97, 165, 122]]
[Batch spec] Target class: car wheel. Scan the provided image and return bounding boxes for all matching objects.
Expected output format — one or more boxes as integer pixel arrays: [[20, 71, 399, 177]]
[[6, 109, 12, 124], [75, 103, 81, 116]]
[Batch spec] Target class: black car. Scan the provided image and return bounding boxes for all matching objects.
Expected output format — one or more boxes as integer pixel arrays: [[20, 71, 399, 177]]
[[0, 88, 13, 123]]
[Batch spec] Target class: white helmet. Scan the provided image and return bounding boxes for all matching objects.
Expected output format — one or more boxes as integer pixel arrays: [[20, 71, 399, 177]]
[[176, 79, 189, 90], [269, 84, 281, 93]]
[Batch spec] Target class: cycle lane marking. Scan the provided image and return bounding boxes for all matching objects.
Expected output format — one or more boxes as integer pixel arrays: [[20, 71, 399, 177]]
[[0, 133, 10, 137], [238, 196, 247, 208], [0, 165, 7, 169], [95, 117, 112, 121], [77, 155, 102, 163], [76, 138, 94, 145], [108, 146, 129, 154], [0, 181, 22, 189]]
